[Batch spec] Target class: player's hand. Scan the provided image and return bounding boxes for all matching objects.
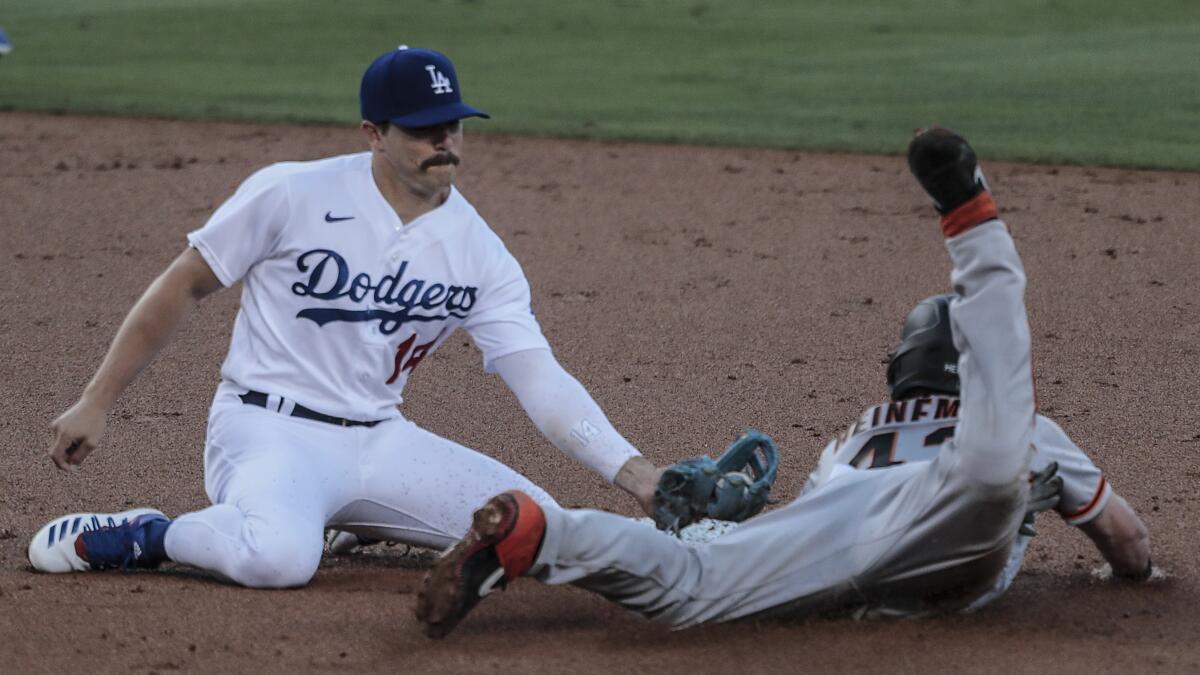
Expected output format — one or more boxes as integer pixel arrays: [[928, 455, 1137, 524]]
[[614, 456, 664, 517], [1019, 462, 1063, 536], [635, 482, 659, 518], [47, 398, 109, 471]]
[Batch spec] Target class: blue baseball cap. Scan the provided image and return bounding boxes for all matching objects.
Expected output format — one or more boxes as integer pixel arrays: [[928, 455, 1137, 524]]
[[360, 46, 490, 128]]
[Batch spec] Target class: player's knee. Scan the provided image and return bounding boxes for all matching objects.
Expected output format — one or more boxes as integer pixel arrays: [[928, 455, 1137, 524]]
[[237, 548, 320, 589], [232, 526, 322, 589]]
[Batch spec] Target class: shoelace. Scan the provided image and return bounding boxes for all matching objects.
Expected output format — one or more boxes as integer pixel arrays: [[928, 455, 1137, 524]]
[[79, 520, 143, 571]]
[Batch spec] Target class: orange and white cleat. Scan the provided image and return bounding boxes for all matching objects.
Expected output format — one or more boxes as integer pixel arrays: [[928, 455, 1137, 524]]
[[415, 490, 546, 639]]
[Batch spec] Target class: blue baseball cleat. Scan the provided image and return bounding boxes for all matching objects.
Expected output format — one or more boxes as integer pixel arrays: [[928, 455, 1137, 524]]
[[28, 508, 171, 573], [0, 28, 12, 57]]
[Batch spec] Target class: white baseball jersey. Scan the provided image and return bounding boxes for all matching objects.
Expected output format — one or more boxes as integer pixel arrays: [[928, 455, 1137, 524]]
[[806, 398, 1110, 526], [188, 152, 550, 421]]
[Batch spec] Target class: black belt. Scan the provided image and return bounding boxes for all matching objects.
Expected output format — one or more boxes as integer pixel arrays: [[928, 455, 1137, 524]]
[[238, 391, 384, 428]]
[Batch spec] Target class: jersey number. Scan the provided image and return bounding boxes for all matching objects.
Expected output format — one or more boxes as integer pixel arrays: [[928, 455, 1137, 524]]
[[386, 331, 443, 384], [849, 425, 956, 470]]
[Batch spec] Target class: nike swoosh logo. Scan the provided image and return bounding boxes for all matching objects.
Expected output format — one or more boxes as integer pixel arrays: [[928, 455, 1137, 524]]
[[478, 567, 506, 598], [325, 211, 355, 223]]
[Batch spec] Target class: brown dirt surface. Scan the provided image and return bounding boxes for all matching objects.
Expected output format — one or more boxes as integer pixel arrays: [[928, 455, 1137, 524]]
[[1, 111, 1197, 673]]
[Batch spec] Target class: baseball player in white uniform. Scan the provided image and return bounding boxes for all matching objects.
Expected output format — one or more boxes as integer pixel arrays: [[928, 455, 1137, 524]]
[[28, 47, 666, 588], [415, 128, 1154, 637]]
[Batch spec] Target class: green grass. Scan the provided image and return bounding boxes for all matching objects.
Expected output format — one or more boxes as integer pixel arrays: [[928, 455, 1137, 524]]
[[1, 0, 1198, 168]]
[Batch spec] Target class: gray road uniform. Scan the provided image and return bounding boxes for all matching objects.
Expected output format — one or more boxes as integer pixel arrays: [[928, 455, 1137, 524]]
[[806, 400, 1111, 612], [526, 220, 1039, 627]]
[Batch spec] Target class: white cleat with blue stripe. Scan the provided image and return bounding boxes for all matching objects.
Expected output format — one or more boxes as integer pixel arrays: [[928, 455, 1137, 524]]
[[27, 508, 166, 573]]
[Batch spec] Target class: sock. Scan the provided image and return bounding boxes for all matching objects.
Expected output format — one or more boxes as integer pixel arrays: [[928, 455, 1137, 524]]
[[141, 517, 172, 563]]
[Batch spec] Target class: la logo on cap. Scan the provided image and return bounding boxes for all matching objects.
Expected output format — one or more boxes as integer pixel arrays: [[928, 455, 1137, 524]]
[[426, 65, 453, 94], [360, 45, 490, 127]]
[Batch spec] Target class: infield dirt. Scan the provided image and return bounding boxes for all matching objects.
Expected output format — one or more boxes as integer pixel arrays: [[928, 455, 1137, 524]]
[[0, 112, 1196, 673]]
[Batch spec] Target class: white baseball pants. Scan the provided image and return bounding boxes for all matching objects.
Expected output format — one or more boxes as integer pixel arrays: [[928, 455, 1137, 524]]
[[162, 388, 555, 588]]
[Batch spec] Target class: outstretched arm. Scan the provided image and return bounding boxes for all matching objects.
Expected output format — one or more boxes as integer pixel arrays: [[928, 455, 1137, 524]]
[[47, 247, 223, 470], [493, 348, 662, 515], [1028, 416, 1153, 580], [1078, 493, 1152, 580]]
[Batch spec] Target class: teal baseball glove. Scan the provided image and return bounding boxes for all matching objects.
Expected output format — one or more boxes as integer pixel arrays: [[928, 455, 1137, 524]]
[[653, 429, 780, 535]]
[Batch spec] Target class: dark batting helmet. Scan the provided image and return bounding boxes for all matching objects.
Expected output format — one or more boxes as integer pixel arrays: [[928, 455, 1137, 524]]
[[886, 293, 961, 400]]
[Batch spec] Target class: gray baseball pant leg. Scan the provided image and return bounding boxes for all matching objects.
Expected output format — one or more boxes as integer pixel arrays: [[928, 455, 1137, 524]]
[[530, 453, 1024, 628]]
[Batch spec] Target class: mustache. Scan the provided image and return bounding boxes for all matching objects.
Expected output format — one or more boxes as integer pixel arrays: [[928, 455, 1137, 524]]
[[420, 153, 461, 170]]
